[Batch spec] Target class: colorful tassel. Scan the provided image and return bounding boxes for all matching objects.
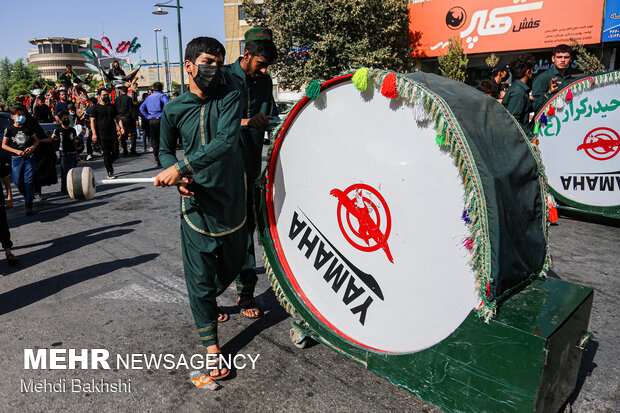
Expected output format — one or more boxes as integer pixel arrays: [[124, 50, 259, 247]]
[[380, 72, 399, 99], [565, 89, 573, 100], [539, 113, 548, 125], [532, 122, 540, 135], [435, 134, 446, 146], [547, 105, 555, 116], [463, 238, 474, 251], [461, 210, 471, 224], [352, 67, 369, 91], [305, 80, 321, 100]]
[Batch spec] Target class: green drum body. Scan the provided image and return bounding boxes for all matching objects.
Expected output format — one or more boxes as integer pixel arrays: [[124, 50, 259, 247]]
[[258, 70, 593, 412]]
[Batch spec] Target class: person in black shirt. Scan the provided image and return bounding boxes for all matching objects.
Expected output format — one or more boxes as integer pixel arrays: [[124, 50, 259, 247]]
[[84, 96, 98, 159], [1, 104, 40, 215], [58, 64, 80, 91], [32, 95, 54, 123], [105, 61, 127, 87], [90, 88, 124, 178], [0, 161, 17, 264], [114, 86, 138, 156], [54, 89, 70, 122], [53, 111, 79, 195]]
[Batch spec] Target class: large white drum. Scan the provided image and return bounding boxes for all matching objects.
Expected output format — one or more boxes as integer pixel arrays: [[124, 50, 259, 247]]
[[534, 73, 620, 215], [262, 70, 550, 354]]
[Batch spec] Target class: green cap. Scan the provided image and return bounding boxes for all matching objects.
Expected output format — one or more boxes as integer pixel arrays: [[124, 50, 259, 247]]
[[244, 27, 273, 44]]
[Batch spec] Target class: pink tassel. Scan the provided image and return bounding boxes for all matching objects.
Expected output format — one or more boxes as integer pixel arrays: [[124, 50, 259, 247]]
[[565, 89, 573, 101], [463, 238, 474, 251]]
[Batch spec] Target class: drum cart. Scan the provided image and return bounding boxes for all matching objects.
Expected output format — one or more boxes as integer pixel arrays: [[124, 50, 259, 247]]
[[258, 70, 594, 413]]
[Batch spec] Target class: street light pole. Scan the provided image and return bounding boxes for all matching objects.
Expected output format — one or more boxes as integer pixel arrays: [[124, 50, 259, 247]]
[[153, 1, 185, 93], [154, 28, 162, 83], [175, 0, 184, 93]]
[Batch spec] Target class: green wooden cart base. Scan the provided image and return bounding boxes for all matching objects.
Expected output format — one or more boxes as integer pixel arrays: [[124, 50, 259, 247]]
[[288, 278, 593, 413]]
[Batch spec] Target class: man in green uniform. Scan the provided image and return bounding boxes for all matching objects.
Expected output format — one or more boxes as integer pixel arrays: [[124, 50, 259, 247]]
[[532, 44, 573, 113], [502, 54, 536, 133], [154, 37, 247, 380], [222, 27, 279, 319]]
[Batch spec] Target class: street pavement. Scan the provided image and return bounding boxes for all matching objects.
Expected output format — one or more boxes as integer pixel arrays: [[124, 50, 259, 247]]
[[0, 148, 618, 413]]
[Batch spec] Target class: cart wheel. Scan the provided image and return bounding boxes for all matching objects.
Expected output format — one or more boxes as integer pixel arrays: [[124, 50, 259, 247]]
[[290, 327, 309, 349]]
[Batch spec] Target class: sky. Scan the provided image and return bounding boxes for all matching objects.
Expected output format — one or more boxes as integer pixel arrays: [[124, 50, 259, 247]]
[[1, 0, 225, 64]]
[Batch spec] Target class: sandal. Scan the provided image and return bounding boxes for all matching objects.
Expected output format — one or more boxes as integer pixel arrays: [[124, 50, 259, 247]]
[[218, 308, 229, 323], [207, 353, 231, 380], [5, 251, 18, 266], [238, 296, 261, 319]]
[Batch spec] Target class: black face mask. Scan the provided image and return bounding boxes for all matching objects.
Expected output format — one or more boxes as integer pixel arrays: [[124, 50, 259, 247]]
[[62, 119, 70, 126], [101, 95, 110, 104], [193, 64, 222, 95]]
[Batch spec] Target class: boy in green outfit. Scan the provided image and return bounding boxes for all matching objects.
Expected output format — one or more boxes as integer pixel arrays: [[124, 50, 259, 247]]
[[222, 27, 279, 319], [154, 37, 248, 380]]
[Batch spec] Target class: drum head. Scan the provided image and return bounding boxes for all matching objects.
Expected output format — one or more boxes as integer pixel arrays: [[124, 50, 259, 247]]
[[535, 74, 620, 213], [266, 76, 478, 354]]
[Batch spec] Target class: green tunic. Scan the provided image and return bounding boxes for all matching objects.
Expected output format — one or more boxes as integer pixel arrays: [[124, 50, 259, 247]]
[[158, 86, 248, 347], [531, 66, 573, 114], [502, 79, 533, 132], [159, 87, 246, 235], [222, 58, 279, 295], [222, 59, 278, 181]]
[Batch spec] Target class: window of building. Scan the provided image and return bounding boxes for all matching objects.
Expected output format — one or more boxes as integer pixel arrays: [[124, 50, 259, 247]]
[[239, 40, 245, 56], [42, 44, 51, 54], [238, 5, 245, 21], [52, 44, 62, 53]]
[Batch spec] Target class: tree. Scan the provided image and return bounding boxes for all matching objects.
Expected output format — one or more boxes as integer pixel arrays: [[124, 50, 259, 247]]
[[0, 57, 47, 106], [242, 0, 412, 90], [485, 53, 499, 69], [570, 39, 605, 75], [437, 37, 468, 82]]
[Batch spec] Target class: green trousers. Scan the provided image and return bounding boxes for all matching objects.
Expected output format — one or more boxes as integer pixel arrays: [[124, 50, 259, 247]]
[[235, 130, 262, 295], [181, 219, 253, 347]]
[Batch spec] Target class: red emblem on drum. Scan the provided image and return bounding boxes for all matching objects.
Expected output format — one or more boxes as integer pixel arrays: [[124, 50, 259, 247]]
[[330, 184, 394, 263], [577, 127, 620, 161]]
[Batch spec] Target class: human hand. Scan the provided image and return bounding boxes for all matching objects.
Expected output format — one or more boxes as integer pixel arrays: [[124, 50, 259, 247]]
[[5, 198, 13, 209], [549, 78, 559, 95], [176, 176, 195, 198], [92, 133, 98, 143], [154, 165, 182, 187], [17, 150, 25, 157], [247, 113, 273, 131]]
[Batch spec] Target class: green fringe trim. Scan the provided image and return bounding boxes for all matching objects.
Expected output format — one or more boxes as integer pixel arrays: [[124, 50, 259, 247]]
[[263, 249, 297, 317]]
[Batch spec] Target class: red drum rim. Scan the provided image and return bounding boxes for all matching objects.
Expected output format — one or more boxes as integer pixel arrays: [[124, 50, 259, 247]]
[[265, 74, 393, 352]]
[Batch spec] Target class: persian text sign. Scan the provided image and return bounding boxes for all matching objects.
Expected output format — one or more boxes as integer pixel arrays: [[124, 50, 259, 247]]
[[537, 79, 620, 208], [603, 0, 620, 42], [409, 0, 604, 58]]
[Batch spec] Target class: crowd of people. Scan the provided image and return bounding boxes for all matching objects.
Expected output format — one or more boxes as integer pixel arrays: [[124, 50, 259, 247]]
[[477, 43, 574, 135], [0, 65, 177, 265]]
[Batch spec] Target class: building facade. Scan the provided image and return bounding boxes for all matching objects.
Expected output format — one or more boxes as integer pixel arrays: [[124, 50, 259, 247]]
[[27, 37, 101, 80], [224, 0, 261, 64], [136, 63, 189, 92], [408, 0, 619, 85]]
